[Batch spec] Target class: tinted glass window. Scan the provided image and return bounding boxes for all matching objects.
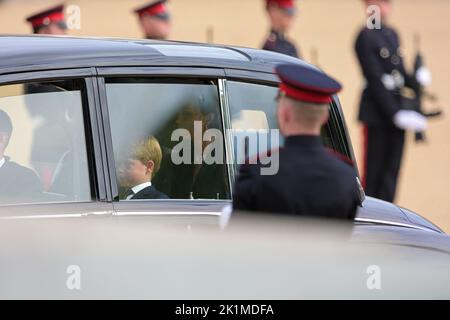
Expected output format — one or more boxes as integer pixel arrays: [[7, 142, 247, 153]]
[[105, 79, 231, 201], [227, 81, 334, 165], [0, 80, 91, 205]]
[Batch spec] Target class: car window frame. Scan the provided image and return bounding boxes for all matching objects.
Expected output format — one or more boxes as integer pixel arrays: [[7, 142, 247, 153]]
[[95, 66, 361, 216], [96, 67, 234, 217], [0, 68, 113, 217]]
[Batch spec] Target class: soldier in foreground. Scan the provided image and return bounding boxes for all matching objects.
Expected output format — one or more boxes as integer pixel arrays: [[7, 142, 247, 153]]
[[134, 0, 171, 40], [262, 0, 300, 58], [355, 0, 430, 203], [233, 64, 360, 220]]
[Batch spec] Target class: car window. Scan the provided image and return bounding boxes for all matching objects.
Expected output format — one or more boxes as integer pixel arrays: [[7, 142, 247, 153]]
[[105, 78, 231, 201], [0, 80, 92, 205], [227, 81, 335, 165]]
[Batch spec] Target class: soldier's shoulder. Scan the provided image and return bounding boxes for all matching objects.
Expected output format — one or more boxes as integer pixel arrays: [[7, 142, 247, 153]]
[[245, 147, 281, 165], [356, 26, 377, 41], [285, 38, 297, 49], [355, 26, 382, 52], [324, 148, 355, 170], [384, 25, 399, 33]]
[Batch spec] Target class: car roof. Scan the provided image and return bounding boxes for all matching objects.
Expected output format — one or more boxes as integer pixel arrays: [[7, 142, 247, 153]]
[[0, 35, 317, 76]]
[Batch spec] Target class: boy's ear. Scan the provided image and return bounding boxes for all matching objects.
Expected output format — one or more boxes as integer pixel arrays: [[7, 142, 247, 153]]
[[0, 132, 9, 148], [146, 160, 155, 172], [279, 103, 291, 124]]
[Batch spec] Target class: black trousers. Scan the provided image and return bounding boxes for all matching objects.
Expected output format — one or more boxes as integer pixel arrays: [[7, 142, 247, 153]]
[[363, 125, 405, 203]]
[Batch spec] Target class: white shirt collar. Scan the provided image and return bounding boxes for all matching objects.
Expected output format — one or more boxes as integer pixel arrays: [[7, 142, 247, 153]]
[[0, 157, 5, 169], [127, 182, 152, 200]]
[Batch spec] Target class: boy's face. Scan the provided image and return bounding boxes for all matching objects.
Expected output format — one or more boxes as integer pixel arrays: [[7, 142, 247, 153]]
[[118, 158, 153, 188]]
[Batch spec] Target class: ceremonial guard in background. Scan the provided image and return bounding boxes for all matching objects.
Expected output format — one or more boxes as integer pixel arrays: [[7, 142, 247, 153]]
[[355, 0, 432, 202], [134, 0, 171, 40], [262, 0, 300, 58]]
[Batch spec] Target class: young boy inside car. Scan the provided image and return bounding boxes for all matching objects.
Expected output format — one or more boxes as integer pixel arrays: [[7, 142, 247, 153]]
[[118, 136, 169, 200]]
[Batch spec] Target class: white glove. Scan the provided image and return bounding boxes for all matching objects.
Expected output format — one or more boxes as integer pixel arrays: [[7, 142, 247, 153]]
[[416, 67, 432, 86], [393, 110, 428, 131]]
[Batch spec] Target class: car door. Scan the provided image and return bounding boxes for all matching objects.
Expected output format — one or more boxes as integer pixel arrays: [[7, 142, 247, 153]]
[[0, 69, 113, 218], [96, 67, 232, 229]]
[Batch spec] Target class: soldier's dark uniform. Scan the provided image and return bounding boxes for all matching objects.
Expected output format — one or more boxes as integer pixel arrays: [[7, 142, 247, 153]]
[[355, 23, 420, 203], [263, 30, 299, 58], [262, 0, 300, 58], [233, 64, 360, 220]]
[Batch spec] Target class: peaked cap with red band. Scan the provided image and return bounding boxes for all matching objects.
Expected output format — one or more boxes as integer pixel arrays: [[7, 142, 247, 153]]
[[275, 64, 342, 104], [26, 4, 66, 31], [266, 0, 296, 15], [134, 0, 170, 20]]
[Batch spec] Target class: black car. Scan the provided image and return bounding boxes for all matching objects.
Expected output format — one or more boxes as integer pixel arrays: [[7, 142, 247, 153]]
[[0, 35, 446, 244]]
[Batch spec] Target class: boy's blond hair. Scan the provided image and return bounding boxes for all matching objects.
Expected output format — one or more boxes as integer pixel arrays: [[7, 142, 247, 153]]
[[131, 136, 162, 177]]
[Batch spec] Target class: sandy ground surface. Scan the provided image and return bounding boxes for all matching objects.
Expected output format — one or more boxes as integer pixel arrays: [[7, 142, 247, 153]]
[[1, 0, 450, 232]]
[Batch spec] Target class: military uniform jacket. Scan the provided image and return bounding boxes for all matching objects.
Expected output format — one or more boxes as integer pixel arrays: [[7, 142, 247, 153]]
[[355, 25, 419, 127], [263, 30, 299, 58], [233, 136, 360, 220]]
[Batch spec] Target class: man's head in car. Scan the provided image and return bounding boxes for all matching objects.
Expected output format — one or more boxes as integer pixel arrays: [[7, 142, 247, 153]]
[[175, 104, 215, 141], [0, 110, 12, 159], [118, 136, 163, 189]]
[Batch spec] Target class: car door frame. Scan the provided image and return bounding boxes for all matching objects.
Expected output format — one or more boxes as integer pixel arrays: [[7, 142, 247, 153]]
[[0, 68, 114, 218], [95, 66, 233, 221]]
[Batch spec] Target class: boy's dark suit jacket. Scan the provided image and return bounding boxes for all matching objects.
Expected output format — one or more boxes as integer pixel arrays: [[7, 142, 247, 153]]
[[131, 185, 169, 200]]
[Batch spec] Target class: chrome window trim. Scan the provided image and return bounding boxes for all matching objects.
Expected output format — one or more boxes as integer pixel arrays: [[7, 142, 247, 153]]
[[2, 211, 438, 234], [0, 211, 114, 220], [355, 217, 438, 233], [218, 78, 236, 196], [112, 211, 221, 217]]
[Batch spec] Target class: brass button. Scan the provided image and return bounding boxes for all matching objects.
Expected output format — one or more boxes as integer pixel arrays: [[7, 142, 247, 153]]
[[380, 47, 390, 59]]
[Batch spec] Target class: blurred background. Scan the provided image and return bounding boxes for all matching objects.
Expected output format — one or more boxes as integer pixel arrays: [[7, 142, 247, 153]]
[[1, 0, 449, 232]]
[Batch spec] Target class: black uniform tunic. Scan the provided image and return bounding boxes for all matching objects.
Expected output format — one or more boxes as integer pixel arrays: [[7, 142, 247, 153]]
[[262, 30, 299, 58], [233, 135, 359, 220]]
